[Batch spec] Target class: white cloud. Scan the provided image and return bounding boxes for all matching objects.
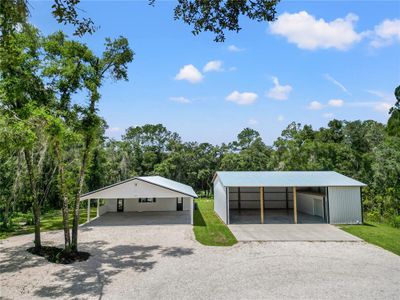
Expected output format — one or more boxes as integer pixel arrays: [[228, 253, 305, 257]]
[[107, 127, 122, 133], [175, 64, 203, 83], [266, 76, 293, 100], [328, 98, 344, 107], [203, 60, 223, 73], [369, 18, 400, 48], [308, 101, 324, 110], [324, 73, 350, 95], [374, 102, 392, 112], [323, 112, 334, 118], [270, 11, 361, 50], [169, 96, 191, 104], [277, 115, 285, 122], [248, 118, 258, 125], [226, 91, 258, 105], [228, 66, 237, 72], [228, 45, 245, 52]]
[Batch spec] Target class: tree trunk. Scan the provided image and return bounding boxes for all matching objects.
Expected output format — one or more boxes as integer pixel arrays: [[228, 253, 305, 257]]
[[71, 135, 92, 253], [24, 149, 41, 251], [55, 141, 71, 252]]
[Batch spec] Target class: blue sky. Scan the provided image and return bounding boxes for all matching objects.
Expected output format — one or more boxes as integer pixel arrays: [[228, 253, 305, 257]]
[[30, 1, 400, 145]]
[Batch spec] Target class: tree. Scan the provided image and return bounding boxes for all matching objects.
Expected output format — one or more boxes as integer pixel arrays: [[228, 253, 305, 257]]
[[387, 85, 400, 137], [7, 0, 279, 41], [69, 36, 134, 253]]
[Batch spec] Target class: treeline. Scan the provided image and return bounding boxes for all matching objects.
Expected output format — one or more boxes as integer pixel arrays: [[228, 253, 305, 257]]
[[87, 120, 399, 223]]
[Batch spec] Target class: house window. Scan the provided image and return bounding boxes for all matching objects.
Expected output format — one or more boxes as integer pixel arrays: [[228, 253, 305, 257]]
[[139, 198, 156, 203]]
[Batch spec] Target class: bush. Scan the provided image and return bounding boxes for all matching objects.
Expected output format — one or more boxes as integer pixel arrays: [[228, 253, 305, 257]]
[[390, 215, 400, 229], [365, 210, 382, 222]]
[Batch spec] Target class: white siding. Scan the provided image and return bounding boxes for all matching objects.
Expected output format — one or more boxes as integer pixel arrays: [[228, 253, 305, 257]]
[[297, 192, 324, 218], [328, 187, 362, 224], [214, 177, 228, 224], [103, 197, 191, 212]]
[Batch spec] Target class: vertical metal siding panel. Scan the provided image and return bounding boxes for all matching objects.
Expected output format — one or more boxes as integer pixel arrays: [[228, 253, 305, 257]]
[[328, 187, 362, 224], [213, 178, 227, 224]]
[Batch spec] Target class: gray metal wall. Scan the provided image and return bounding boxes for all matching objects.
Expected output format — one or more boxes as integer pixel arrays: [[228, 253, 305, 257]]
[[213, 177, 228, 224], [328, 187, 362, 224]]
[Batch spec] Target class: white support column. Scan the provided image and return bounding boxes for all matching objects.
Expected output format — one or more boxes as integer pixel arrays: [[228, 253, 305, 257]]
[[190, 197, 194, 225], [87, 199, 90, 223], [96, 199, 100, 218]]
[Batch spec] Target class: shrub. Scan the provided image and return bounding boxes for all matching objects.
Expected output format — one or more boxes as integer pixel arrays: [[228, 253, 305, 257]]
[[390, 215, 400, 229]]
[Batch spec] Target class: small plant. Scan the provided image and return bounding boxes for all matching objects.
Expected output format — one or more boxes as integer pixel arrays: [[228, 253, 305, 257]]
[[390, 215, 400, 229]]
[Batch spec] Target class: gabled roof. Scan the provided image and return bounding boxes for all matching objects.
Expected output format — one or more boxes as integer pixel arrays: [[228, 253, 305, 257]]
[[81, 175, 197, 199], [213, 171, 366, 187], [136, 176, 198, 198]]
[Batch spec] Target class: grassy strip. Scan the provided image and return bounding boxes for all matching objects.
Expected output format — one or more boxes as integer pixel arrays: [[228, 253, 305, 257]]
[[0, 207, 97, 240], [193, 198, 237, 246], [340, 222, 400, 256]]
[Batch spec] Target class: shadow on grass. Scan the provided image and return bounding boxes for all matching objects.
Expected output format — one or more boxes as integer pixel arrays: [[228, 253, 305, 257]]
[[193, 209, 206, 227]]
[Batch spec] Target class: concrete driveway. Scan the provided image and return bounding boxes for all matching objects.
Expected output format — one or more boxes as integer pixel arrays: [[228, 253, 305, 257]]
[[87, 211, 191, 226], [1, 221, 399, 299], [228, 224, 361, 242]]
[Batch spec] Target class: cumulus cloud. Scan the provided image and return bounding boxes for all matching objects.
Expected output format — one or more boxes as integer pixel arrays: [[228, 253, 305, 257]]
[[308, 101, 324, 110], [369, 18, 400, 48], [228, 45, 245, 52], [328, 99, 344, 107], [175, 64, 203, 83], [169, 96, 191, 104], [324, 73, 350, 95], [270, 11, 361, 50], [203, 60, 223, 72], [266, 76, 292, 100], [226, 91, 258, 105]]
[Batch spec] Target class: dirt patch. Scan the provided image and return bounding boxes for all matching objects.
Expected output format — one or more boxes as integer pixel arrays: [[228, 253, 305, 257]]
[[27, 246, 90, 264]]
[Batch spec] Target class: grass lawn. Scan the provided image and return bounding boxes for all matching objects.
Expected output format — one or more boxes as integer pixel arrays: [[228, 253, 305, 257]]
[[193, 198, 237, 246], [0, 207, 98, 240], [340, 222, 400, 256]]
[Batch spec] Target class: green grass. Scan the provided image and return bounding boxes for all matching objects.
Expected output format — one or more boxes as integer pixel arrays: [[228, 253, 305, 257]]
[[340, 222, 400, 256], [0, 207, 97, 240], [193, 198, 237, 246]]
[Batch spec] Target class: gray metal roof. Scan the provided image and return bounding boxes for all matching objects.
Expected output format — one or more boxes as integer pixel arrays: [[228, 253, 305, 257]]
[[136, 176, 198, 198], [81, 175, 197, 199], [214, 171, 366, 187]]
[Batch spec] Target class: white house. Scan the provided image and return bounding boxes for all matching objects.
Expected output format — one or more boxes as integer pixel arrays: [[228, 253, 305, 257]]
[[213, 171, 366, 225], [80, 176, 197, 224]]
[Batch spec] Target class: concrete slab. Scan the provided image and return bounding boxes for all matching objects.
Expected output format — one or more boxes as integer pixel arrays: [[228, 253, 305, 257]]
[[228, 224, 361, 242], [230, 209, 324, 224], [86, 211, 191, 226]]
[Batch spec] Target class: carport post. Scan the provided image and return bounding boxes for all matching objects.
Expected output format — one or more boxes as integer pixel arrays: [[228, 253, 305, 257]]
[[293, 187, 297, 224], [96, 199, 99, 218], [260, 187, 264, 224], [87, 199, 90, 223]]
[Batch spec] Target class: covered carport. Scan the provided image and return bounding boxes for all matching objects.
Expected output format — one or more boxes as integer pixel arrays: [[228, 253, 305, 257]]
[[80, 176, 197, 225], [213, 171, 366, 225]]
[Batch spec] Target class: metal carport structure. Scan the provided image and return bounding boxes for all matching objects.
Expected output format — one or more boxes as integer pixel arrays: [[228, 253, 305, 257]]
[[213, 171, 366, 225]]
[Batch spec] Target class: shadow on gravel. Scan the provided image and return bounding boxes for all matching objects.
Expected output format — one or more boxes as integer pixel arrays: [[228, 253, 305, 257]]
[[32, 240, 194, 299], [0, 242, 47, 274]]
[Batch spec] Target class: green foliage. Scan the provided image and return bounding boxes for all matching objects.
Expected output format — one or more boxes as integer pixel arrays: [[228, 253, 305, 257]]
[[172, 0, 279, 42]]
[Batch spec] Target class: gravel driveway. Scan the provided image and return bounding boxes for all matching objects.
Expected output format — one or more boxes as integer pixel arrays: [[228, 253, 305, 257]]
[[1, 217, 399, 300]]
